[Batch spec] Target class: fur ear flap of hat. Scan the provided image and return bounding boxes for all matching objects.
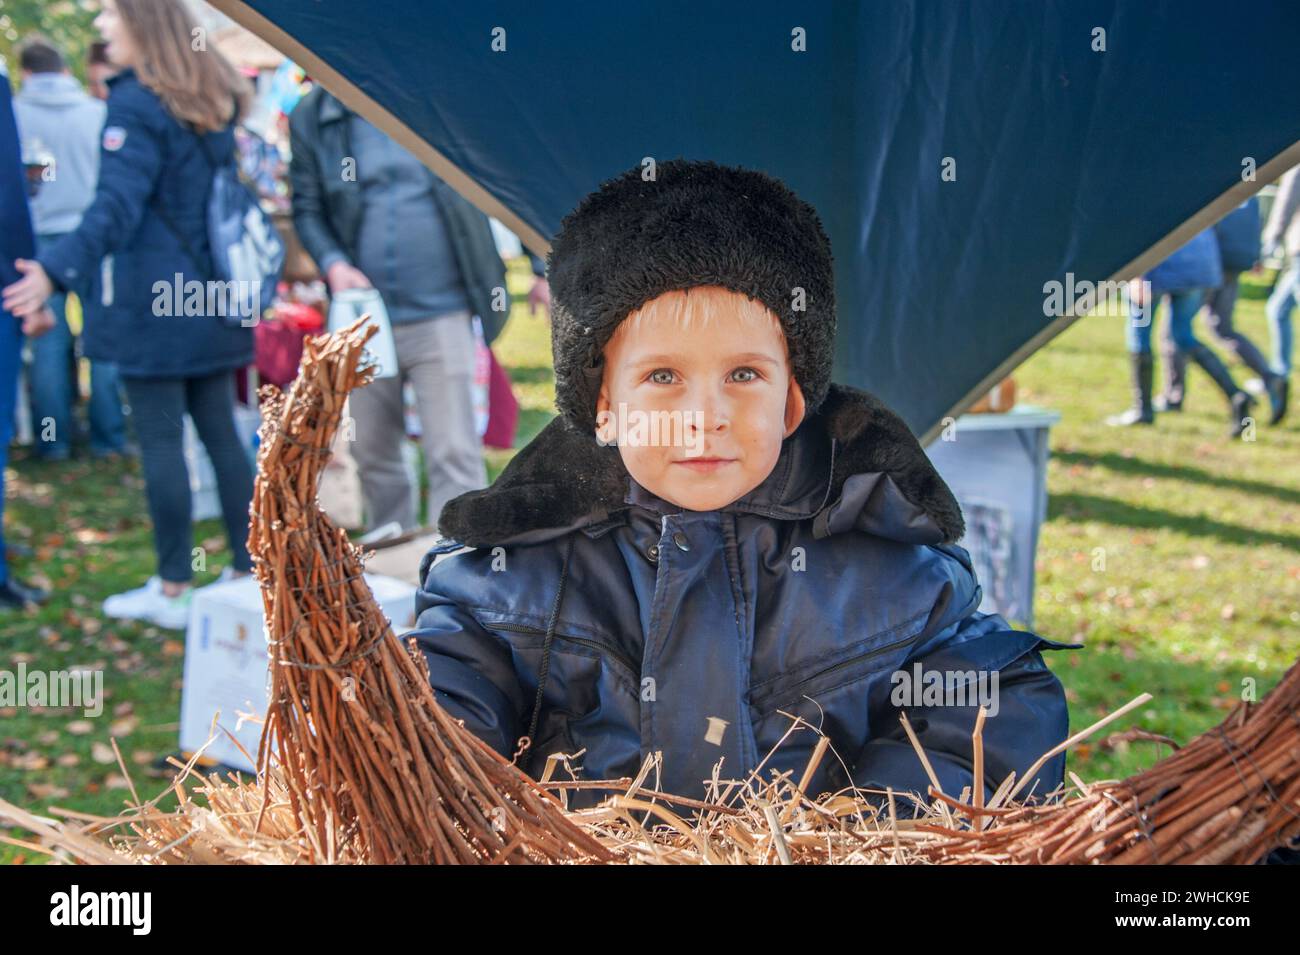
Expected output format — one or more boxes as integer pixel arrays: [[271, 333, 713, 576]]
[[545, 158, 836, 435]]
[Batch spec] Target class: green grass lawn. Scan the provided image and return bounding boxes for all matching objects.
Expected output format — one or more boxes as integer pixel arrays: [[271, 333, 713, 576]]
[[1014, 272, 1297, 780], [1, 259, 1296, 862]]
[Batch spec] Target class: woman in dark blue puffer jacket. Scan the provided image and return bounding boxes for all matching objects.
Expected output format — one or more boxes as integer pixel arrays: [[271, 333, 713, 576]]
[[3, 0, 256, 629]]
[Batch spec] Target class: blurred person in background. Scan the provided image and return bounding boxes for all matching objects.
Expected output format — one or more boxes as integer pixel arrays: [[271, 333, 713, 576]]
[[1108, 228, 1256, 438], [0, 54, 55, 610], [86, 41, 117, 102], [290, 88, 513, 534], [1156, 197, 1287, 424], [1262, 165, 1298, 420], [13, 35, 127, 461]]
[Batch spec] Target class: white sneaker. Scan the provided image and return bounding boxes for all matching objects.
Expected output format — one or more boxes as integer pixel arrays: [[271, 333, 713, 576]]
[[194, 566, 248, 592], [102, 577, 193, 630]]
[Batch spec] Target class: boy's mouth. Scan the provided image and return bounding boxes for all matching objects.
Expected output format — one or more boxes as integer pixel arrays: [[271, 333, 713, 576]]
[[673, 457, 736, 472]]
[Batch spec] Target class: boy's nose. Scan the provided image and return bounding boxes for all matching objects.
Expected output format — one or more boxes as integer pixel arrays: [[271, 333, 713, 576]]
[[686, 389, 730, 433]]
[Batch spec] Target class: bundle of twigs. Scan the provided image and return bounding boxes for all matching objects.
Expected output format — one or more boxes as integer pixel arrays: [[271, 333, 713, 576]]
[[907, 655, 1300, 864], [247, 317, 610, 864]]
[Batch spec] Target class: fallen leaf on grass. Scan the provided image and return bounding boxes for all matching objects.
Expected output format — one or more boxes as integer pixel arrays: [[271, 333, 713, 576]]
[[12, 752, 48, 771], [27, 783, 69, 800]]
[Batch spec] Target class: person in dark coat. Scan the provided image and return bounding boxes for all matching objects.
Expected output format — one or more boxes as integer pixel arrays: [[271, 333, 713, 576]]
[[13, 35, 128, 460], [2, 0, 256, 629], [408, 159, 1079, 812], [0, 53, 54, 610], [1107, 227, 1257, 437], [1156, 198, 1287, 424]]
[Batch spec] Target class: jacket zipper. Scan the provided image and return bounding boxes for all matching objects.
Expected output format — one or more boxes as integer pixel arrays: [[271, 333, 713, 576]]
[[490, 621, 640, 677]]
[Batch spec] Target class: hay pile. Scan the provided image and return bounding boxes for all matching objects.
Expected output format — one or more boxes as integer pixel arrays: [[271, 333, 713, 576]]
[[2, 321, 1296, 865]]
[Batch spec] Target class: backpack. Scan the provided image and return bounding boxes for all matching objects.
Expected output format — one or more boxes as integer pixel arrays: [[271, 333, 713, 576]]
[[195, 132, 285, 326], [153, 124, 285, 327]]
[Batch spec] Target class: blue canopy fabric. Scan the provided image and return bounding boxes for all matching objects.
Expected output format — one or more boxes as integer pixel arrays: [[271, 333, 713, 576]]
[[212, 0, 1300, 439]]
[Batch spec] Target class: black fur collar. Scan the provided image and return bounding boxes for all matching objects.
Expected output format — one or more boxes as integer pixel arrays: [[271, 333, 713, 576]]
[[437, 382, 965, 547]]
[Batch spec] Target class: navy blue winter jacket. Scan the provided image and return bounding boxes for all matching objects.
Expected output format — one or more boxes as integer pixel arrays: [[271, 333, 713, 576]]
[[1214, 198, 1262, 274], [411, 384, 1079, 811], [37, 68, 252, 378], [1146, 227, 1223, 296]]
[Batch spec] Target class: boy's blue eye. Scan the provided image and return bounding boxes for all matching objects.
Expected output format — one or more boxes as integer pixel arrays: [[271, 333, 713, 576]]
[[644, 367, 762, 384]]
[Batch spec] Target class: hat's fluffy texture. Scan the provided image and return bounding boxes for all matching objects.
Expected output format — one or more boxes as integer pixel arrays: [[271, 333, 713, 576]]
[[546, 158, 837, 434]]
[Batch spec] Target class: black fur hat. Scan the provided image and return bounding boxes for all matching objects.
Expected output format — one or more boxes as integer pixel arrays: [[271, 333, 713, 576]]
[[546, 158, 836, 434]]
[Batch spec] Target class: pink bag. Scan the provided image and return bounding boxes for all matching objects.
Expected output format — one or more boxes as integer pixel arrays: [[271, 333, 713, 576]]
[[254, 302, 323, 388], [483, 349, 519, 450]]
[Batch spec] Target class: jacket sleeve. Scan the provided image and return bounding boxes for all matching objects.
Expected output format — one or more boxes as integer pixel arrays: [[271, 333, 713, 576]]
[[37, 91, 162, 294], [403, 545, 526, 758], [288, 99, 349, 276], [851, 568, 1078, 815]]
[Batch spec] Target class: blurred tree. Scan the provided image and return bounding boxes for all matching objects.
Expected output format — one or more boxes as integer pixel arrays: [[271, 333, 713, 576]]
[[0, 0, 99, 87]]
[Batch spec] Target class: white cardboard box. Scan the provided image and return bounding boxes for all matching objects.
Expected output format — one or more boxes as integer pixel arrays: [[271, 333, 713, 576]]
[[179, 572, 418, 773]]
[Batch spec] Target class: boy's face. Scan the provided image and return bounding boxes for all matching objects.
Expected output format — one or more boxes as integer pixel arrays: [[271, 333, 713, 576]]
[[595, 287, 806, 512]]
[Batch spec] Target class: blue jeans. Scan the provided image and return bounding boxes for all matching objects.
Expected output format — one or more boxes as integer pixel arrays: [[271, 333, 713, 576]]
[[28, 233, 126, 458], [1127, 289, 1205, 354], [1266, 254, 1297, 376], [0, 313, 20, 585]]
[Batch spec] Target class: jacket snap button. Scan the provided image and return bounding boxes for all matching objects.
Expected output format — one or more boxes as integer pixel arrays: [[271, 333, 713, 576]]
[[646, 543, 660, 562], [672, 531, 690, 552]]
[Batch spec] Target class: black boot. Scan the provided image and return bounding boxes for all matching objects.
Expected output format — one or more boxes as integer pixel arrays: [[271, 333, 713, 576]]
[[1188, 343, 1254, 438], [1266, 374, 1289, 425], [1106, 352, 1155, 426], [1154, 347, 1187, 412]]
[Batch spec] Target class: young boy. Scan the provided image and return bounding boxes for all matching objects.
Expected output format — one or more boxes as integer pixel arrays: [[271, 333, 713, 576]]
[[411, 159, 1077, 811]]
